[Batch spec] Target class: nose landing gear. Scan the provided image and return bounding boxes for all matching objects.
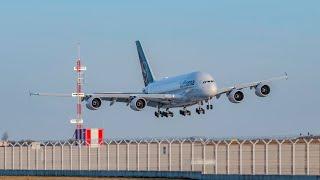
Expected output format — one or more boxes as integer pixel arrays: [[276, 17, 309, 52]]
[[206, 99, 213, 110]]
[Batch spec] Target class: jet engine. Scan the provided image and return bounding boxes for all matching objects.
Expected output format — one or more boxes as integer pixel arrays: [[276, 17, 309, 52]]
[[86, 97, 102, 110], [130, 97, 147, 111], [227, 89, 244, 103], [255, 83, 271, 97]]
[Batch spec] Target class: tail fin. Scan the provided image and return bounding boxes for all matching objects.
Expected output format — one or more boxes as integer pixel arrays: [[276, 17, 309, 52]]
[[135, 40, 155, 86]]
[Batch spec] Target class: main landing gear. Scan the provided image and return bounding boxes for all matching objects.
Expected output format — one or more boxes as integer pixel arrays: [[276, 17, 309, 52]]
[[196, 101, 213, 115], [155, 108, 174, 118], [179, 107, 191, 116], [154, 102, 213, 117], [196, 107, 205, 114]]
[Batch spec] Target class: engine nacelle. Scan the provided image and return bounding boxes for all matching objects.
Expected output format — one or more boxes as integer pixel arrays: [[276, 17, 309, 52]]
[[86, 97, 102, 110], [227, 89, 244, 103], [130, 97, 147, 111], [255, 83, 271, 97]]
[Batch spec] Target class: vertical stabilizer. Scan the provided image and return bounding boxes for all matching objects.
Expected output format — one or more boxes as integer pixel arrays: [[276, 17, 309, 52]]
[[135, 41, 155, 86]]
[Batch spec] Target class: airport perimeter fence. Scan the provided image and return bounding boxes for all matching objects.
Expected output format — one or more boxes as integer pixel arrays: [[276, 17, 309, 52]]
[[0, 170, 320, 180], [0, 136, 320, 176]]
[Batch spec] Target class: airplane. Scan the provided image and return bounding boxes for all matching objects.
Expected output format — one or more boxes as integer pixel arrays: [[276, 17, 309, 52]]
[[31, 41, 288, 118]]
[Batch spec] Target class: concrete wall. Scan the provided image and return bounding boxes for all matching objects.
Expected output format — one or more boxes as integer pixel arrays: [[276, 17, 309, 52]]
[[0, 138, 319, 175]]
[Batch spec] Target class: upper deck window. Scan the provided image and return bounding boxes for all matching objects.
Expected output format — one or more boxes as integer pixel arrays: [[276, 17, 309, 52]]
[[203, 80, 215, 84]]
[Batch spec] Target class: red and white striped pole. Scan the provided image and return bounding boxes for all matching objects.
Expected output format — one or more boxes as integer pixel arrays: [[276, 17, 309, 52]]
[[71, 44, 86, 141]]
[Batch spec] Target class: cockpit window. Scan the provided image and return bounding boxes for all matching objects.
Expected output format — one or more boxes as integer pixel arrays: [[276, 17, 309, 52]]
[[203, 80, 215, 84]]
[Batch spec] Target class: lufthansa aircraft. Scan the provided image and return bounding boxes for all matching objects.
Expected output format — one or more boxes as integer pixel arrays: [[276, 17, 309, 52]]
[[31, 41, 288, 118]]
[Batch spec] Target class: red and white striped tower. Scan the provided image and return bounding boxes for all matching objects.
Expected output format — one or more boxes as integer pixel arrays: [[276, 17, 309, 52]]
[[71, 44, 86, 139]]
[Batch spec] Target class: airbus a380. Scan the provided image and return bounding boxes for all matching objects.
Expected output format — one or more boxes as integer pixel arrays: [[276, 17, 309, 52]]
[[31, 41, 288, 118]]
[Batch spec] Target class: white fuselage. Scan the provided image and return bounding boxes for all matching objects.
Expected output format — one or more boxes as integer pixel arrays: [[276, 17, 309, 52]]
[[143, 71, 218, 108]]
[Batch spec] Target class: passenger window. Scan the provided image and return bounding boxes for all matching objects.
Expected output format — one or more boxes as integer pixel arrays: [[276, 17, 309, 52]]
[[203, 80, 214, 84]]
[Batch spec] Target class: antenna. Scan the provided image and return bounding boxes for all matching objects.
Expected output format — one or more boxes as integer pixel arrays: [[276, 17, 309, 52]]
[[77, 43, 81, 59], [70, 43, 86, 141]]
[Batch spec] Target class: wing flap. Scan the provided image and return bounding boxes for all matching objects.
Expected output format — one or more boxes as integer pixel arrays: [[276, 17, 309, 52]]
[[89, 93, 175, 102], [83, 92, 176, 105]]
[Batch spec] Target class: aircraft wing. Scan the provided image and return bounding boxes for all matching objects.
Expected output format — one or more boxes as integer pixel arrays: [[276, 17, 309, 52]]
[[30, 91, 176, 104], [29, 92, 73, 97], [87, 92, 175, 105], [215, 73, 288, 98]]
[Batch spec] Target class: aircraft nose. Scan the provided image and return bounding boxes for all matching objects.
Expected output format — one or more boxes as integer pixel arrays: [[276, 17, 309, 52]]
[[209, 84, 218, 96], [203, 84, 217, 97]]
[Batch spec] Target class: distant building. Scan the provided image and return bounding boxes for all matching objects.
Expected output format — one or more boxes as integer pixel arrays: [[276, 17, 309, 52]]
[[0, 141, 8, 147]]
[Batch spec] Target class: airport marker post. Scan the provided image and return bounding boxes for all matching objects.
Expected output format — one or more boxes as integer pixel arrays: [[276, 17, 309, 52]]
[[70, 44, 86, 143]]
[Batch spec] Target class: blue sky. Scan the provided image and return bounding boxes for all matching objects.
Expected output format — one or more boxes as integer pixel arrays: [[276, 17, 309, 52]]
[[0, 1, 319, 140]]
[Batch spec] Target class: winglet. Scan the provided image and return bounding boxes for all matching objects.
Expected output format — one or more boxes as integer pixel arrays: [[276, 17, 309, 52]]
[[284, 72, 288, 80], [29, 91, 38, 96]]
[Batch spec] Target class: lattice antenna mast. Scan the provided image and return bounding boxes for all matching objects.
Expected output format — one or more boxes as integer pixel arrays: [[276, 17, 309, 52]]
[[70, 43, 86, 129]]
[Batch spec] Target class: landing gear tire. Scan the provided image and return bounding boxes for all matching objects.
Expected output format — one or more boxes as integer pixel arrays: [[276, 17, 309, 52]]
[[206, 104, 213, 110], [179, 110, 185, 116], [156, 109, 174, 118], [165, 108, 173, 117], [180, 109, 191, 116], [196, 108, 205, 114]]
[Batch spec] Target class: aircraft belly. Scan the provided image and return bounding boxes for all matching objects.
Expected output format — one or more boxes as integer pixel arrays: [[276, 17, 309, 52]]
[[146, 87, 204, 108]]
